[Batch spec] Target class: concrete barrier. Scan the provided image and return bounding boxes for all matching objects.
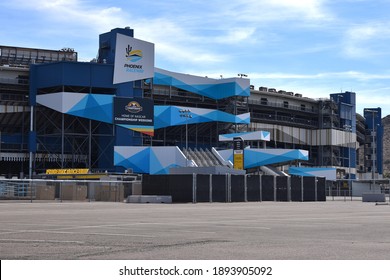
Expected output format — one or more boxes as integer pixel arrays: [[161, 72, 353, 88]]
[[126, 195, 172, 204], [362, 193, 386, 202]]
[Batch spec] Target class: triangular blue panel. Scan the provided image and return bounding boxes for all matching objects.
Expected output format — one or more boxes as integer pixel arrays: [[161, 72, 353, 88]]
[[68, 95, 89, 113], [113, 152, 127, 166], [149, 149, 164, 174], [67, 94, 113, 123], [155, 106, 172, 129], [127, 148, 150, 173]]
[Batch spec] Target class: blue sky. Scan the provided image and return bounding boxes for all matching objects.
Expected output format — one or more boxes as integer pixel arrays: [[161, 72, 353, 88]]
[[1, 0, 390, 116]]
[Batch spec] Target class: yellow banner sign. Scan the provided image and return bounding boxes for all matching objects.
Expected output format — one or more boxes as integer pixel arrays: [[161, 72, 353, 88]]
[[233, 151, 244, 170], [46, 169, 89, 175]]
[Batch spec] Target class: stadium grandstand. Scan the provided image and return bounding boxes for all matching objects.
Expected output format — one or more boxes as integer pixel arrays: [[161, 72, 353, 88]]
[[0, 27, 383, 182]]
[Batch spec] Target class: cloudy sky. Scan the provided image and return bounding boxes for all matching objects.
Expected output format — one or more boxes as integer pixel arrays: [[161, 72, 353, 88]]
[[1, 0, 389, 116]]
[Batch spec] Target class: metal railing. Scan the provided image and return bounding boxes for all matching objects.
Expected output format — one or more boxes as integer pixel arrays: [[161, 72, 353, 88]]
[[250, 112, 318, 127], [248, 99, 319, 114], [326, 186, 390, 202]]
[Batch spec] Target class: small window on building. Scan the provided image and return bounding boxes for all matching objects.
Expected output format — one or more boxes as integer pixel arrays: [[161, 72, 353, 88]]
[[301, 104, 306, 111], [283, 101, 289, 108], [261, 98, 268, 105]]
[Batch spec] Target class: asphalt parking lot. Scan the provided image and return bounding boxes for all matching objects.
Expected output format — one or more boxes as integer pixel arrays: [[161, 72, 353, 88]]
[[0, 200, 389, 259]]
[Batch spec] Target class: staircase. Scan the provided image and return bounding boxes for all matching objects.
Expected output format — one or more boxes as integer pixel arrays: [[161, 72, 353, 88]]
[[182, 148, 289, 176], [183, 147, 226, 167], [260, 165, 289, 176]]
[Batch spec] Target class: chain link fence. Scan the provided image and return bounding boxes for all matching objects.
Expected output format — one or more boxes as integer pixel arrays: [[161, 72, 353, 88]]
[[0, 178, 142, 202]]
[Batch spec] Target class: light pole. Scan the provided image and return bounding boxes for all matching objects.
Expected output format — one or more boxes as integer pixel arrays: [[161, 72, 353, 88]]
[[179, 109, 192, 166]]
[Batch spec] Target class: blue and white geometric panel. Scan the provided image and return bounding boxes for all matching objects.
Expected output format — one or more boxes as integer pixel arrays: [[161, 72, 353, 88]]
[[154, 67, 250, 100], [67, 93, 113, 123], [114, 146, 187, 174], [37, 93, 250, 131], [154, 105, 250, 129], [216, 148, 309, 169], [36, 92, 114, 123], [288, 167, 336, 180], [261, 131, 271, 141], [114, 146, 150, 173], [244, 149, 308, 169], [149, 147, 187, 174], [219, 131, 271, 142], [36, 92, 86, 114]]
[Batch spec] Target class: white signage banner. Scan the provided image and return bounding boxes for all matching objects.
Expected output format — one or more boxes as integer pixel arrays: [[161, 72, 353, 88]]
[[113, 33, 155, 84]]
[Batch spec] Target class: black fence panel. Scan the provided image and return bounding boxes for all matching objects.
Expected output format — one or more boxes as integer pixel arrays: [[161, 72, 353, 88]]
[[142, 174, 325, 203], [54, 182, 60, 199], [291, 176, 302, 201], [212, 175, 227, 202], [317, 177, 326, 201], [142, 175, 170, 195], [169, 175, 193, 203], [247, 175, 261, 202], [123, 183, 132, 198], [231, 175, 245, 202], [262, 175, 275, 201], [196, 174, 210, 202], [276, 176, 288, 201], [303, 177, 315, 201], [142, 175, 193, 202]]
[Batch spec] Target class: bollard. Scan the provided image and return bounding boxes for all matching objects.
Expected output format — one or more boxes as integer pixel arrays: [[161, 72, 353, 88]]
[[60, 181, 63, 202], [209, 174, 212, 203], [30, 181, 33, 203], [273, 176, 277, 202], [192, 173, 197, 204], [287, 176, 291, 202], [244, 174, 248, 202]]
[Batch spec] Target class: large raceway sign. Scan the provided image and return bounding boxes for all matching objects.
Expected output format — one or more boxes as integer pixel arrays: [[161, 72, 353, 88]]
[[113, 33, 155, 135], [113, 33, 155, 84]]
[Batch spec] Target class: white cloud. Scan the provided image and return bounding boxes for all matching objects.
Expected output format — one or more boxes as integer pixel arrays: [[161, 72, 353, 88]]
[[343, 22, 390, 58], [214, 28, 257, 44], [8, 0, 126, 33], [356, 88, 390, 115], [4, 0, 335, 63], [220, 0, 331, 23], [132, 19, 228, 65], [265, 0, 328, 19], [6, 0, 230, 64]]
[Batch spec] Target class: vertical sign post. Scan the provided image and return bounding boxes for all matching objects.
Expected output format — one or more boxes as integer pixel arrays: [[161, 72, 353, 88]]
[[233, 137, 244, 170]]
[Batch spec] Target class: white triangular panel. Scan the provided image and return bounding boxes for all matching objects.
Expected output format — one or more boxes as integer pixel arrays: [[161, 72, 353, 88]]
[[36, 92, 86, 113]]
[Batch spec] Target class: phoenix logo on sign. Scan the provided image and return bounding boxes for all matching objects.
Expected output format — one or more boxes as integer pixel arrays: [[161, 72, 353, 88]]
[[125, 45, 142, 62]]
